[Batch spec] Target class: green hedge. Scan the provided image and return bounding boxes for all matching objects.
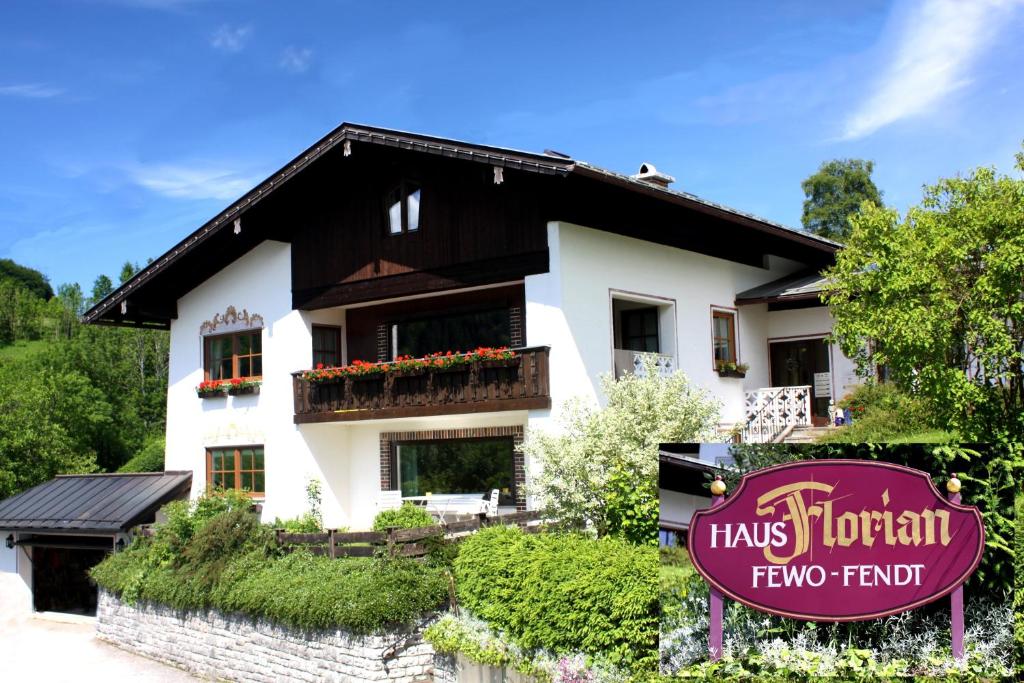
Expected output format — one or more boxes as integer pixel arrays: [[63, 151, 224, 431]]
[[117, 434, 165, 472], [453, 525, 658, 672], [372, 503, 435, 532], [91, 505, 449, 634]]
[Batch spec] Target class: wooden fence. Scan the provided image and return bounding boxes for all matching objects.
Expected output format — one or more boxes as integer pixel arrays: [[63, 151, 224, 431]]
[[275, 510, 544, 559]]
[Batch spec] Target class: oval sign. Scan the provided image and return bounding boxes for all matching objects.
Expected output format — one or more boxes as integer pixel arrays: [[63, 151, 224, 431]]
[[688, 460, 984, 621]]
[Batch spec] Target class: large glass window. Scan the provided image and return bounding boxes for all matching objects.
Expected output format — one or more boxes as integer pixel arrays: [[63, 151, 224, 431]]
[[620, 307, 659, 352], [396, 438, 515, 505], [207, 446, 265, 496], [312, 325, 341, 367], [205, 331, 262, 380], [392, 308, 511, 358]]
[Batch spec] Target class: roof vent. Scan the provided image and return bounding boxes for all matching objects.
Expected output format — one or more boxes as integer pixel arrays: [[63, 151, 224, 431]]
[[631, 162, 675, 189]]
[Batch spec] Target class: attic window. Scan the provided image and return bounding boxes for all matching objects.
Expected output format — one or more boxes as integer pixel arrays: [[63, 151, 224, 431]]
[[386, 181, 421, 235]]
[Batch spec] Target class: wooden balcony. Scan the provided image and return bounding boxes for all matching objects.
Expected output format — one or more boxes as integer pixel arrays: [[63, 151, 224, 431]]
[[292, 346, 551, 424]]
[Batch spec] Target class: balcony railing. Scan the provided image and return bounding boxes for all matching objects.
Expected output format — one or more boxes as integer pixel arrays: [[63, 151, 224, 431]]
[[613, 350, 675, 379], [740, 386, 812, 443], [292, 346, 551, 423]]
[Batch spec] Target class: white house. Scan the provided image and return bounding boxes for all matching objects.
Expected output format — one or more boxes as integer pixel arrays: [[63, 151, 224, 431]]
[[82, 123, 861, 531]]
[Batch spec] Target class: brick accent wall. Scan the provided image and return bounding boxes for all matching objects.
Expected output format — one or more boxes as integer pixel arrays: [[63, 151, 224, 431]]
[[509, 306, 524, 348], [380, 426, 527, 511]]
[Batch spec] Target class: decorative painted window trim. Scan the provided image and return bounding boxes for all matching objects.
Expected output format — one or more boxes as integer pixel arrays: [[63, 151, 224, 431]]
[[199, 305, 265, 337], [379, 426, 526, 511]]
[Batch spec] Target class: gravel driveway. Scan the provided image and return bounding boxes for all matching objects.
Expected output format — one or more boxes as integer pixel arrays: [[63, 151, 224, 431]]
[[0, 614, 199, 682]]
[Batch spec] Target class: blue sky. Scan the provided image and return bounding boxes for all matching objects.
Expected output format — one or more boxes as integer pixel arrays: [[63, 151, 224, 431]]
[[2, 0, 1022, 290]]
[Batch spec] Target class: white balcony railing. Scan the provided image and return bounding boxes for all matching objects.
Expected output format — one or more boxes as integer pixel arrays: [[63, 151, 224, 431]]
[[740, 386, 812, 443], [613, 350, 675, 379]]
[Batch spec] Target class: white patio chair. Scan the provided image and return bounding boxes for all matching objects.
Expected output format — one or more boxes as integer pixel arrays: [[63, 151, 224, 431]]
[[485, 489, 500, 517]]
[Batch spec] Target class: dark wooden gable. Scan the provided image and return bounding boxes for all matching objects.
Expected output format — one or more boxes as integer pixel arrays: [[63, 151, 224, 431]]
[[289, 145, 552, 310]]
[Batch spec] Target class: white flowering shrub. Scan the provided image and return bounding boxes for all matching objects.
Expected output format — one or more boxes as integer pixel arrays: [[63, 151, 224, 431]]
[[425, 611, 631, 683], [522, 358, 720, 541], [662, 588, 1013, 679]]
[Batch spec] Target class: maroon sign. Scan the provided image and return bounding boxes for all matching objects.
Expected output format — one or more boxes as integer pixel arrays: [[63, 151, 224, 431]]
[[688, 460, 984, 621]]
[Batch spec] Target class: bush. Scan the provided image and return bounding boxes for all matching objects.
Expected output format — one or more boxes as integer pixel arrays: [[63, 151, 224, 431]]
[[372, 503, 434, 532], [819, 382, 948, 443], [118, 434, 164, 472], [454, 525, 658, 673], [91, 501, 449, 633], [521, 356, 720, 543]]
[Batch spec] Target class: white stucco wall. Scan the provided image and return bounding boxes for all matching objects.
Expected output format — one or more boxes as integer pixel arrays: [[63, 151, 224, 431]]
[[165, 242, 531, 530], [0, 534, 32, 621], [165, 240, 321, 525], [527, 221, 832, 425]]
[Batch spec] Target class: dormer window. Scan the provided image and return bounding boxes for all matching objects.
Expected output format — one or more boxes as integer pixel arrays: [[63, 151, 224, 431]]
[[386, 181, 421, 235]]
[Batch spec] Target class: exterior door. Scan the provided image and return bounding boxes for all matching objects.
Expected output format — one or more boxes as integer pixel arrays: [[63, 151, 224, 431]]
[[769, 337, 831, 426]]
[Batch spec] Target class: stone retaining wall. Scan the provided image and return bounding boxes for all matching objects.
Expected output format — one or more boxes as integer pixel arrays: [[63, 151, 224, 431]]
[[96, 590, 454, 682]]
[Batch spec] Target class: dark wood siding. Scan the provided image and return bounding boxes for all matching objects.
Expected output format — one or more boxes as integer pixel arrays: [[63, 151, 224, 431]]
[[345, 285, 525, 362], [290, 148, 550, 310]]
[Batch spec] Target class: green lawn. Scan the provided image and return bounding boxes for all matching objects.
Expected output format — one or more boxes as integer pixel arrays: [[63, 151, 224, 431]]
[[0, 339, 48, 362]]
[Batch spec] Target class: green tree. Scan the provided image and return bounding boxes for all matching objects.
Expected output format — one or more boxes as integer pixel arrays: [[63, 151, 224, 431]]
[[823, 149, 1024, 440], [119, 261, 139, 284], [91, 274, 114, 304], [801, 159, 883, 241], [0, 363, 99, 497], [521, 357, 720, 544], [0, 258, 53, 299]]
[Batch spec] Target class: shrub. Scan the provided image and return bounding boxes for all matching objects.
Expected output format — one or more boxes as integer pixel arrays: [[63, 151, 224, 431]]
[[454, 526, 658, 672], [212, 553, 449, 633], [118, 434, 165, 472], [521, 356, 720, 543], [372, 502, 434, 532], [91, 502, 449, 633], [820, 382, 946, 443]]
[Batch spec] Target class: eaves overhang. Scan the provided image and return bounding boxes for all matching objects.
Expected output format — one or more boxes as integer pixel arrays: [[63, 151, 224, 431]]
[[81, 123, 574, 328], [83, 122, 839, 329]]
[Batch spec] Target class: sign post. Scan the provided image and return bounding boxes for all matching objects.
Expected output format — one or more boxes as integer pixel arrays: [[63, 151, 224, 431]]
[[947, 473, 964, 659], [689, 461, 984, 661], [708, 476, 726, 661]]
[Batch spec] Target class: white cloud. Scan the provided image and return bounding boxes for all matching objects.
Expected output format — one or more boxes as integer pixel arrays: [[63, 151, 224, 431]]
[[130, 164, 260, 201], [210, 24, 252, 53], [279, 46, 313, 74], [0, 83, 64, 98], [842, 0, 1024, 140]]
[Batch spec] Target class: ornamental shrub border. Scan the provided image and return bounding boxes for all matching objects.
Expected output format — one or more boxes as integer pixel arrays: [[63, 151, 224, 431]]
[[90, 502, 449, 634], [300, 347, 517, 383], [452, 525, 658, 674]]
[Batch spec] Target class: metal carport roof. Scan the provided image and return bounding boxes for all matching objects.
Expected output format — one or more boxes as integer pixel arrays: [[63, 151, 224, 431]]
[[0, 471, 192, 534]]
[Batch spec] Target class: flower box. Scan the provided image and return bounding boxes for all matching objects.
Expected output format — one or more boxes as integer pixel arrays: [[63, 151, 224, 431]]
[[430, 362, 471, 374], [715, 362, 749, 379], [227, 382, 261, 396], [196, 380, 227, 398], [351, 372, 386, 382], [479, 357, 520, 370]]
